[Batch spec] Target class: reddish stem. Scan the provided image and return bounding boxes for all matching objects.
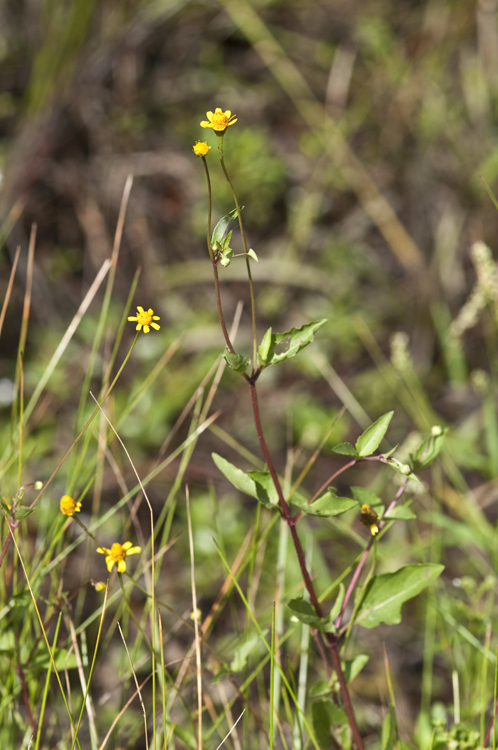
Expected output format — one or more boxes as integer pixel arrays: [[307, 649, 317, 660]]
[[247, 378, 365, 749]]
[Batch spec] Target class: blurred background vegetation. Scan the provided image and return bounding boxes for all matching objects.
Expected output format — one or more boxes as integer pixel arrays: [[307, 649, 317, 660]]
[[2, 0, 498, 747]]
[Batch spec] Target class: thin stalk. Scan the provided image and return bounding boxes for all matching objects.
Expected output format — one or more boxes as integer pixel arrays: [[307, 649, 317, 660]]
[[202, 156, 213, 260], [29, 332, 140, 510], [218, 136, 257, 371], [269, 601, 275, 750], [35, 613, 62, 750]]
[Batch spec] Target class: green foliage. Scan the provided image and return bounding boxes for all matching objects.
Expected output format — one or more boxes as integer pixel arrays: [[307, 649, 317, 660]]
[[355, 564, 445, 628], [258, 319, 328, 369], [290, 489, 357, 517]]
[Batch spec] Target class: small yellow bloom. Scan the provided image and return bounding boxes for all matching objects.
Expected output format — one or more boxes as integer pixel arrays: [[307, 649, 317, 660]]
[[200, 108, 237, 133], [96, 541, 141, 573], [128, 305, 161, 334], [360, 504, 380, 536], [193, 141, 210, 157], [60, 495, 82, 516]]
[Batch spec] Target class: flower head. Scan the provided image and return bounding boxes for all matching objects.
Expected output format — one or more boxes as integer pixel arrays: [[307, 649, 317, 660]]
[[193, 141, 210, 157], [200, 108, 237, 134], [360, 504, 380, 536], [97, 541, 141, 573], [128, 306, 161, 334], [60, 495, 81, 516]]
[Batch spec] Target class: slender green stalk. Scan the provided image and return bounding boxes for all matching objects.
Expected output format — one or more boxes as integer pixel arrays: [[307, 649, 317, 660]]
[[35, 613, 62, 750], [202, 156, 213, 260], [269, 601, 275, 750], [218, 135, 258, 371], [29, 331, 140, 510], [71, 585, 109, 750], [9, 528, 82, 749]]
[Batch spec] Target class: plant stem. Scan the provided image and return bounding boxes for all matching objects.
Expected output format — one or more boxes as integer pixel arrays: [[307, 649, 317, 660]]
[[218, 138, 258, 372], [247, 378, 365, 749], [212, 262, 235, 354]]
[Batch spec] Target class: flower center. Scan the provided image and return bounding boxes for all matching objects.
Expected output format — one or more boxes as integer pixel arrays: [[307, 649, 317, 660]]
[[110, 543, 125, 562], [210, 112, 229, 131], [136, 309, 153, 326]]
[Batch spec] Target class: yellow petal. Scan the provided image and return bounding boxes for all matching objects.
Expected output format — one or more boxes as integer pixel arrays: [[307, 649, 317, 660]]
[[117, 560, 127, 573]]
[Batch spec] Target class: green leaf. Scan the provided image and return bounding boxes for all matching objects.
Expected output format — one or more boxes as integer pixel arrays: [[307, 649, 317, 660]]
[[355, 411, 393, 457], [412, 427, 448, 470], [351, 486, 384, 513], [247, 248, 258, 261], [287, 598, 336, 633], [355, 564, 444, 628], [288, 598, 322, 627], [211, 207, 241, 246], [230, 632, 266, 672], [329, 584, 345, 621], [309, 681, 332, 699], [332, 442, 358, 457], [15, 506, 35, 519], [312, 700, 348, 748], [261, 319, 327, 368], [212, 454, 260, 500], [291, 489, 357, 517], [258, 327, 272, 366], [211, 454, 280, 509], [224, 348, 250, 373], [381, 705, 397, 750], [247, 469, 279, 508], [384, 505, 416, 520], [342, 654, 369, 684]]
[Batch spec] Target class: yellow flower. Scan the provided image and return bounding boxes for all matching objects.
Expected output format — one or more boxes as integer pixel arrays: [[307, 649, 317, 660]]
[[96, 541, 141, 573], [200, 108, 237, 133], [128, 305, 161, 333], [193, 141, 210, 157], [359, 504, 380, 536], [60, 495, 82, 516]]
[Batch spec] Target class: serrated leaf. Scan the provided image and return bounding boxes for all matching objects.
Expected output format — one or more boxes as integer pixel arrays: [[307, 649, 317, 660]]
[[15, 506, 35, 520], [211, 207, 241, 246], [291, 489, 357, 517], [412, 428, 448, 470], [262, 319, 327, 367], [224, 349, 250, 373], [356, 411, 394, 457], [355, 564, 444, 628], [384, 505, 416, 520], [247, 248, 258, 261], [332, 442, 358, 457], [258, 327, 272, 366]]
